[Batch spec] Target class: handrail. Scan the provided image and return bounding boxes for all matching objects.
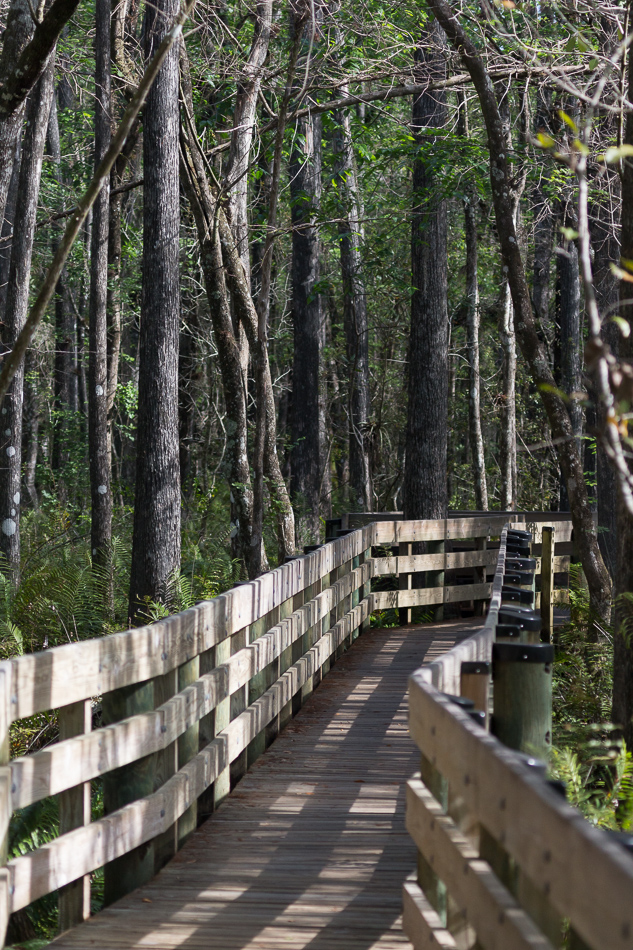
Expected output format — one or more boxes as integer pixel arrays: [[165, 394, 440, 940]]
[[404, 522, 633, 950], [0, 512, 573, 945]]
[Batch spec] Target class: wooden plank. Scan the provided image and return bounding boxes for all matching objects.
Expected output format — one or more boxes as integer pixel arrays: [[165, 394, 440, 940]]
[[373, 518, 508, 546], [6, 527, 375, 721], [406, 776, 555, 950], [408, 677, 633, 950], [373, 550, 498, 576], [6, 597, 373, 911], [58, 701, 92, 929], [11, 564, 372, 809], [373, 583, 491, 611], [49, 621, 462, 950], [402, 878, 457, 949]]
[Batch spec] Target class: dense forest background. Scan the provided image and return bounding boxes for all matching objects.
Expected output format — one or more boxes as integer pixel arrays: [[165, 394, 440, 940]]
[[0, 0, 630, 666]]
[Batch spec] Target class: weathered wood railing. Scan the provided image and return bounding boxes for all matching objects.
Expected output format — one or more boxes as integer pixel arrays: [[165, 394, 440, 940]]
[[404, 522, 633, 950], [0, 512, 573, 944]]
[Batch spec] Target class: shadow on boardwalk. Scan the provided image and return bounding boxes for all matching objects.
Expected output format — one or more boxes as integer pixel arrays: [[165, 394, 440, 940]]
[[51, 619, 477, 950]]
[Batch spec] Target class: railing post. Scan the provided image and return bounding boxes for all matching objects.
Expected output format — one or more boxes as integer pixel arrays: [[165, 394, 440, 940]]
[[418, 754, 448, 925], [491, 642, 553, 760], [398, 541, 412, 625], [102, 680, 156, 905], [427, 540, 445, 623], [58, 701, 92, 929], [177, 655, 199, 846], [474, 536, 487, 616], [540, 526, 555, 643], [460, 661, 490, 729]]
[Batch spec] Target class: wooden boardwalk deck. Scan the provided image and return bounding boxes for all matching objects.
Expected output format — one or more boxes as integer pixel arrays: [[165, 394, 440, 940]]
[[51, 620, 476, 950]]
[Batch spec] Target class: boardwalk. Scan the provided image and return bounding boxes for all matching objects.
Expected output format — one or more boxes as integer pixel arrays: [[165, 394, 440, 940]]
[[51, 620, 475, 950]]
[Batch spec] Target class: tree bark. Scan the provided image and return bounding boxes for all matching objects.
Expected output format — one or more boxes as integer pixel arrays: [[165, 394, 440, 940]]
[[556, 215, 583, 511], [128, 0, 181, 620], [496, 82, 518, 510], [0, 58, 55, 578], [179, 45, 256, 573], [332, 80, 372, 513], [403, 22, 448, 521], [47, 94, 77, 480], [0, 0, 36, 228], [425, 0, 611, 620], [225, 0, 272, 283], [88, 0, 112, 571], [591, 190, 619, 577], [614, 5, 633, 748], [289, 107, 324, 543]]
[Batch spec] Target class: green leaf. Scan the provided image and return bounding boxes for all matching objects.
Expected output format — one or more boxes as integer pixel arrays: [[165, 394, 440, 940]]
[[610, 316, 631, 338], [536, 132, 555, 148], [603, 144, 633, 163], [559, 226, 579, 241], [558, 110, 578, 132]]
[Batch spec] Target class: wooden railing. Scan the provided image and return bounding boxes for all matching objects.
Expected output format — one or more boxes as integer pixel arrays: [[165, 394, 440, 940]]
[[0, 512, 572, 944], [404, 522, 633, 950]]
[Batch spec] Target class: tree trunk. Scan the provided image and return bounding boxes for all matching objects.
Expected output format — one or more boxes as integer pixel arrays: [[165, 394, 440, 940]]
[[88, 0, 112, 571], [403, 22, 448, 521], [179, 45, 255, 573], [614, 5, 633, 748], [496, 82, 518, 510], [128, 0, 181, 620], [330, 47, 371, 512], [289, 108, 324, 543], [425, 0, 611, 621], [0, 0, 35, 227], [592, 194, 619, 578], [0, 138, 20, 323], [0, 58, 55, 578], [22, 350, 39, 509], [463, 189, 487, 510], [225, 0, 272, 282], [556, 220, 583, 510], [47, 94, 77, 480]]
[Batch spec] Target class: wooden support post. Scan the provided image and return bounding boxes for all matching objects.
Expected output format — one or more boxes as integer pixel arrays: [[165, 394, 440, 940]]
[[418, 754, 448, 925], [177, 655, 199, 847], [361, 546, 371, 634], [102, 680, 155, 905], [541, 526, 555, 643], [58, 701, 92, 929], [427, 539, 445, 623], [460, 661, 490, 729], [291, 587, 305, 716], [278, 595, 295, 731], [475, 536, 488, 616], [492, 642, 554, 760], [230, 625, 249, 787], [153, 668, 178, 871], [398, 541, 412, 625], [197, 641, 228, 821]]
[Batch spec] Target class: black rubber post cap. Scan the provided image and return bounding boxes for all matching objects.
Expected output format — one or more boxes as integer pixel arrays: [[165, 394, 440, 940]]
[[461, 660, 491, 675], [496, 624, 522, 638], [507, 529, 532, 541], [504, 571, 534, 585], [505, 556, 537, 571], [497, 606, 541, 631], [468, 710, 486, 727], [502, 586, 534, 605], [440, 693, 475, 710], [493, 642, 555, 663]]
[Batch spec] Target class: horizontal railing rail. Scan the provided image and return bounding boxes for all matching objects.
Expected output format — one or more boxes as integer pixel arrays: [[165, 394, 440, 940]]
[[0, 512, 574, 945], [403, 521, 633, 950]]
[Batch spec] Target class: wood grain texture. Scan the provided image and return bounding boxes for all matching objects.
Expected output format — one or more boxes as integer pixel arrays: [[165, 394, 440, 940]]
[[48, 620, 475, 950], [11, 564, 372, 809], [408, 676, 633, 950]]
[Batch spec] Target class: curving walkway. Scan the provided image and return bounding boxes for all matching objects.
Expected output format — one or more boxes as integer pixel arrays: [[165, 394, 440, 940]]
[[51, 620, 477, 950]]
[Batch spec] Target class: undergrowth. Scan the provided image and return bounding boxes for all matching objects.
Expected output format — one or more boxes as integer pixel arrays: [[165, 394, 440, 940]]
[[551, 566, 633, 830]]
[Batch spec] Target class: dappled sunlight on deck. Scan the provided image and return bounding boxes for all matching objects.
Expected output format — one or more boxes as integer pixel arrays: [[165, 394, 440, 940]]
[[50, 621, 476, 950]]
